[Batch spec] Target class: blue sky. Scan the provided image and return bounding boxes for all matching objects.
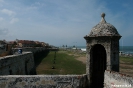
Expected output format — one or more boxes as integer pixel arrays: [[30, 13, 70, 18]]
[[0, 0, 133, 46]]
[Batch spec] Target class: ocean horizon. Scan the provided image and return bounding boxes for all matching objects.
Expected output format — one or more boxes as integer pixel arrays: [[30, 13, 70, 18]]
[[63, 46, 133, 54]]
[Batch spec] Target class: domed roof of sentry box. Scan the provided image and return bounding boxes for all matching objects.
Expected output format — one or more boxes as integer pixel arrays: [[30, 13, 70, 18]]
[[88, 13, 121, 37]]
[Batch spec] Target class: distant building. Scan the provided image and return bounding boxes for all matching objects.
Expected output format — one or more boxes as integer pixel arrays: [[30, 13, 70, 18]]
[[8, 41, 17, 48], [15, 39, 49, 48], [0, 40, 8, 56], [0, 40, 7, 49], [16, 39, 36, 47]]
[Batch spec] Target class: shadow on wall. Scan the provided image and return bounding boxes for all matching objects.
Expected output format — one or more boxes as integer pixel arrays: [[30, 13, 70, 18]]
[[34, 49, 50, 69]]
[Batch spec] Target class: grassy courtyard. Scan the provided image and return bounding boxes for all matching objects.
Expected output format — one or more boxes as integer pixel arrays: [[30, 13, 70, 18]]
[[36, 50, 86, 75], [36, 50, 133, 76], [120, 56, 133, 76]]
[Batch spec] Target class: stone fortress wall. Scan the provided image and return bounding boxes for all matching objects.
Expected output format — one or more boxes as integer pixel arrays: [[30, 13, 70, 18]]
[[0, 75, 87, 88], [0, 48, 88, 88], [104, 70, 133, 88], [0, 52, 34, 75], [0, 47, 47, 75], [0, 47, 133, 87]]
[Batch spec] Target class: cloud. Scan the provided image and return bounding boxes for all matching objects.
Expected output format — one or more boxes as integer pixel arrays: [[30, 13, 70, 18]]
[[10, 18, 19, 24], [1, 9, 16, 16], [0, 0, 132, 46], [0, 28, 16, 40]]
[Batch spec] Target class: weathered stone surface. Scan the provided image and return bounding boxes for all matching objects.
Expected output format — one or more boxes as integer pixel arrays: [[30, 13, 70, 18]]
[[84, 13, 122, 87], [88, 13, 121, 37], [0, 52, 35, 75], [104, 70, 133, 88], [0, 75, 88, 88]]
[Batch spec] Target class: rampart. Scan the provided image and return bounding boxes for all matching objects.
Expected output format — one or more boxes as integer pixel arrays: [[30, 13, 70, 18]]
[[0, 52, 35, 75], [0, 75, 88, 88], [104, 70, 133, 87], [1, 47, 133, 88], [1, 68, 133, 88]]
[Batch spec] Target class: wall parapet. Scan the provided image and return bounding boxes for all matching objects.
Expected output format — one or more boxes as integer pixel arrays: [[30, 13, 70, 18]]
[[0, 74, 88, 88], [104, 70, 133, 88]]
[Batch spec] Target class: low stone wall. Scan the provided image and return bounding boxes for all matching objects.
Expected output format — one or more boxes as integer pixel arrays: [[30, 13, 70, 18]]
[[0, 75, 88, 88], [104, 70, 133, 88], [0, 52, 35, 75]]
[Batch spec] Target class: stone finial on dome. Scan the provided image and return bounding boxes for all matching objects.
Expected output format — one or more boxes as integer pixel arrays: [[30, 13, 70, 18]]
[[87, 13, 121, 37], [101, 13, 105, 18], [101, 13, 106, 23]]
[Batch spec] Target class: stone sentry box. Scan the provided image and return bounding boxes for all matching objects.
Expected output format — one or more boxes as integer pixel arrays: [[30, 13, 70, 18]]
[[84, 13, 121, 88]]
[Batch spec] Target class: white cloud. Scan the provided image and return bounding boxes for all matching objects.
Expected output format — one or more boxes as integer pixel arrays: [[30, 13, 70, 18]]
[[0, 0, 132, 45], [10, 18, 19, 24], [1, 9, 16, 16], [0, 28, 16, 40]]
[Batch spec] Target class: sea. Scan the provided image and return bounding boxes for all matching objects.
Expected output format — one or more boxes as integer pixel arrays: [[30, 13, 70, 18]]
[[76, 46, 133, 55]]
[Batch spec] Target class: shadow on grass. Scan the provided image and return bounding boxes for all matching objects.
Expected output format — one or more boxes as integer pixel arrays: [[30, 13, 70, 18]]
[[31, 49, 59, 75], [35, 50, 86, 75], [34, 49, 50, 67]]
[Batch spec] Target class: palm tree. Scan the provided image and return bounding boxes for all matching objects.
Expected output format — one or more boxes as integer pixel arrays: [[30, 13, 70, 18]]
[[66, 45, 67, 48], [73, 45, 75, 48]]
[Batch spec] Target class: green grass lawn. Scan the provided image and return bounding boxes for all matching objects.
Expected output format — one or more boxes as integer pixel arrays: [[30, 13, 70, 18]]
[[36, 50, 133, 76], [120, 56, 133, 64], [36, 51, 86, 75], [120, 56, 133, 76]]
